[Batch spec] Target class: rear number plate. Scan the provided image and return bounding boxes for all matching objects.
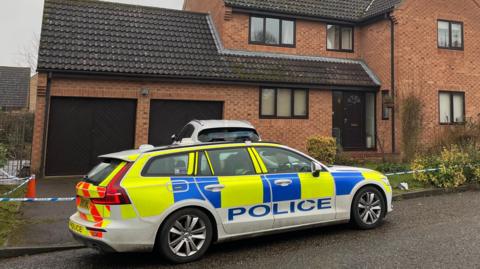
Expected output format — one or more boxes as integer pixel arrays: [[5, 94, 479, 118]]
[[69, 221, 84, 234]]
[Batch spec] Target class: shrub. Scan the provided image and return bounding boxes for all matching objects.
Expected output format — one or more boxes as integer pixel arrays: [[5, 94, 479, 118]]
[[400, 94, 423, 162], [375, 162, 410, 174], [0, 112, 33, 162], [412, 145, 469, 188], [0, 143, 6, 168], [334, 152, 356, 166], [425, 118, 480, 155], [306, 136, 336, 165]]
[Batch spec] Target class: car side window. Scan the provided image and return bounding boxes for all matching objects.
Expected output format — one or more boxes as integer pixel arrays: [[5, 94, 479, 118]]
[[142, 153, 189, 177], [255, 147, 312, 174], [197, 151, 213, 176], [206, 148, 255, 176]]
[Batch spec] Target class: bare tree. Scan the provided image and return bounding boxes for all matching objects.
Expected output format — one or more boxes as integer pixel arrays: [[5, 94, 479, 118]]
[[16, 34, 40, 74]]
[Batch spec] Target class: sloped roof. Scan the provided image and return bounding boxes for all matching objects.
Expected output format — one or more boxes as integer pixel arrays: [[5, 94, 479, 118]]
[[37, 0, 379, 88], [0, 67, 30, 108], [224, 0, 401, 22]]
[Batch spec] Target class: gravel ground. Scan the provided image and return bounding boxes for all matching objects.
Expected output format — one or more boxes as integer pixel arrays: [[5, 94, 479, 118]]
[[2, 191, 480, 269]]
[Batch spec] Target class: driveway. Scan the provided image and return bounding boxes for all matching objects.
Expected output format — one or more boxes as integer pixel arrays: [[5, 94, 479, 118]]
[[2, 191, 480, 269]]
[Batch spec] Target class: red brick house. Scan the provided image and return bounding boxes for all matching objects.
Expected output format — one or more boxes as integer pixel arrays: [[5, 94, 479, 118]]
[[32, 0, 479, 176]]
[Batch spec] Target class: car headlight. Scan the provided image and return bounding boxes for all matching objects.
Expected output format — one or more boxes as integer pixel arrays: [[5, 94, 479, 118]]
[[381, 177, 391, 186]]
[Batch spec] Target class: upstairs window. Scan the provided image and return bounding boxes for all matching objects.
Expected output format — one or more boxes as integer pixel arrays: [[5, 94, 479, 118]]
[[327, 25, 353, 52], [260, 88, 308, 119], [438, 20, 463, 50], [250, 16, 295, 46], [439, 91, 465, 124]]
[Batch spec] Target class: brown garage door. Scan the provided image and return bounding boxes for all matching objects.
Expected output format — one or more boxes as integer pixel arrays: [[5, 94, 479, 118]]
[[149, 100, 223, 146], [45, 97, 136, 176]]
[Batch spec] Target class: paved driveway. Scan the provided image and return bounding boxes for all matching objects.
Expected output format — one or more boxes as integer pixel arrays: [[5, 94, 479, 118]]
[[2, 191, 480, 269]]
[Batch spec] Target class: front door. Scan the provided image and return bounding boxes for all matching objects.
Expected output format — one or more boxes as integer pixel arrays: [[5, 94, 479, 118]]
[[343, 92, 365, 149], [333, 91, 376, 150], [252, 146, 336, 228]]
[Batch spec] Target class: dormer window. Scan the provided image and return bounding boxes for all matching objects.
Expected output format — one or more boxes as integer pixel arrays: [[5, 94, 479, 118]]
[[326, 24, 354, 52], [250, 16, 295, 47]]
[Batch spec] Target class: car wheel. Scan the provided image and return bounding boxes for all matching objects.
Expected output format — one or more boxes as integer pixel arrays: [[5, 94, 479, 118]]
[[157, 208, 213, 264], [351, 186, 386, 229]]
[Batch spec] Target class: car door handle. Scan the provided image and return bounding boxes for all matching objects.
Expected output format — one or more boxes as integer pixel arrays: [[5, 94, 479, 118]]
[[274, 179, 292, 187], [204, 184, 225, 192]]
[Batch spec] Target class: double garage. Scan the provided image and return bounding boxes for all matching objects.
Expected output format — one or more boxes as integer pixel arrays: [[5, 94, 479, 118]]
[[45, 97, 223, 176]]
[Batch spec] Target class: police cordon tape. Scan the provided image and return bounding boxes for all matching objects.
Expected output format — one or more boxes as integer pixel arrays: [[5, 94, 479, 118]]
[[0, 167, 443, 202], [0, 197, 76, 202], [384, 168, 440, 176], [0, 176, 34, 197]]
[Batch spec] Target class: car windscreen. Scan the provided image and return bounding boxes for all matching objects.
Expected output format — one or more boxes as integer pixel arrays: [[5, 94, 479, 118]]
[[197, 128, 260, 143], [84, 159, 121, 185]]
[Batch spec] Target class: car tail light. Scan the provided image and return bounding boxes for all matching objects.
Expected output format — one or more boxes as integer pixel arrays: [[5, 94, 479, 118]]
[[91, 162, 133, 205]]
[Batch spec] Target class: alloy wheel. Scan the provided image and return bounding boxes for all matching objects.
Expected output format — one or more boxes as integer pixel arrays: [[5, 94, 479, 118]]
[[168, 214, 207, 257], [357, 192, 382, 225]]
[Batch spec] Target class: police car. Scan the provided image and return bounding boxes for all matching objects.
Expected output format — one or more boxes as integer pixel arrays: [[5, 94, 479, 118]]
[[69, 142, 392, 263]]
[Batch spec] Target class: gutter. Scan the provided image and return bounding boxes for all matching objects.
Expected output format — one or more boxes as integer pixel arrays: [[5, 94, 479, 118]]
[[36, 69, 379, 92], [39, 72, 52, 178], [229, 6, 397, 26]]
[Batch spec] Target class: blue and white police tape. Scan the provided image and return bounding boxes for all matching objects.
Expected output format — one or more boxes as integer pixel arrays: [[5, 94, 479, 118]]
[[0, 197, 76, 202], [384, 168, 440, 176], [0, 176, 33, 197]]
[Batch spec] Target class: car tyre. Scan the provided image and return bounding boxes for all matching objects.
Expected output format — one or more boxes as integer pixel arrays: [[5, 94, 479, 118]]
[[157, 208, 213, 264], [351, 186, 386, 229]]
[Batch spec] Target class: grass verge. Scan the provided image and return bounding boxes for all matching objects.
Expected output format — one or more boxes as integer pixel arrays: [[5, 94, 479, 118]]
[[0, 185, 25, 247], [387, 173, 432, 195]]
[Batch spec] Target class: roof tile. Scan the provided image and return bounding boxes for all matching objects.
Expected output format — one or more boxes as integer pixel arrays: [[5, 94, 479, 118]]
[[224, 0, 401, 21], [0, 67, 30, 108], [38, 0, 379, 88]]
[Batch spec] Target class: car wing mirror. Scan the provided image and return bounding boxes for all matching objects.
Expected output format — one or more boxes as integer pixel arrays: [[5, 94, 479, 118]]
[[311, 162, 323, 177], [171, 134, 177, 142]]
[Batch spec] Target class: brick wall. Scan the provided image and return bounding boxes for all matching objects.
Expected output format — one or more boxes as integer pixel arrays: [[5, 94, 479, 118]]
[[185, 2, 361, 59], [183, 3, 393, 153], [393, 0, 480, 148], [360, 19, 394, 154], [29, 74, 38, 112], [221, 12, 362, 59], [31, 73, 48, 175], [184, 0, 480, 155], [31, 75, 332, 174]]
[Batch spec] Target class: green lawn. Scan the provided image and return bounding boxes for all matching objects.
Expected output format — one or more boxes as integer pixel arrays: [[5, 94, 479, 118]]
[[0, 185, 25, 246]]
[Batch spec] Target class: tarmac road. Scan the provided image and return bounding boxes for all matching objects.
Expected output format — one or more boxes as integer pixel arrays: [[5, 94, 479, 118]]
[[2, 191, 480, 269]]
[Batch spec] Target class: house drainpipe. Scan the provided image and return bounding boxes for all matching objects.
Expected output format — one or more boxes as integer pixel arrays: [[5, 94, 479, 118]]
[[39, 72, 52, 178], [389, 14, 396, 154]]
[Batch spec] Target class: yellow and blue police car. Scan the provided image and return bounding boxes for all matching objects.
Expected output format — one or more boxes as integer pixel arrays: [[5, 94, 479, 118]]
[[69, 141, 392, 263]]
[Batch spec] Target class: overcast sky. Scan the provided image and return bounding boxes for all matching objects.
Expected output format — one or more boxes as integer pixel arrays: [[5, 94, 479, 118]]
[[0, 0, 184, 70]]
